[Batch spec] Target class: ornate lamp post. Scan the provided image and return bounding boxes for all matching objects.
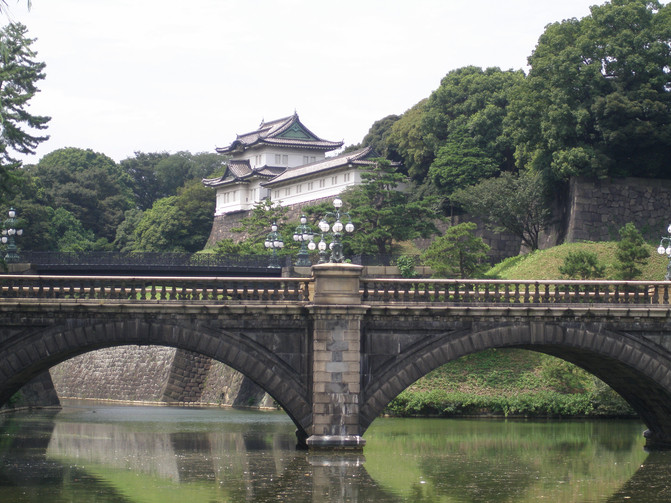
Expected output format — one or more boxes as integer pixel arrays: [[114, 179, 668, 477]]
[[1, 208, 23, 263], [264, 222, 284, 268], [308, 197, 354, 263], [293, 215, 314, 267], [657, 223, 671, 280], [308, 232, 330, 264]]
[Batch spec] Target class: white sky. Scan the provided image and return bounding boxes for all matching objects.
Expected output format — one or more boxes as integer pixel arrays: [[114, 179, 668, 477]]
[[6, 0, 601, 163]]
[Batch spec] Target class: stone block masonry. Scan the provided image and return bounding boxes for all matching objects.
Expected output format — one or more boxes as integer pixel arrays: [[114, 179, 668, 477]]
[[51, 346, 177, 402], [49, 346, 272, 406], [0, 371, 60, 412], [566, 177, 671, 242], [307, 263, 367, 450]]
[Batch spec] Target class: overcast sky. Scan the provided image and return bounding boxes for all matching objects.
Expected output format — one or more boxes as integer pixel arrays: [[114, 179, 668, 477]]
[[6, 0, 603, 163]]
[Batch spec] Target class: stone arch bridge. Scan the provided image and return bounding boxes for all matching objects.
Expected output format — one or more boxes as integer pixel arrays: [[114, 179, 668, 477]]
[[3, 265, 671, 450]]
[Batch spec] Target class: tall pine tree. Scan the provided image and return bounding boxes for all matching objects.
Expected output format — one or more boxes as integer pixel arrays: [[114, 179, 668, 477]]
[[0, 22, 50, 193]]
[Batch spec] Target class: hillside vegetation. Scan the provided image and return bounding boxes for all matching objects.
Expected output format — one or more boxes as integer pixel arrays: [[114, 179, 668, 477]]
[[488, 241, 667, 281], [386, 241, 662, 419]]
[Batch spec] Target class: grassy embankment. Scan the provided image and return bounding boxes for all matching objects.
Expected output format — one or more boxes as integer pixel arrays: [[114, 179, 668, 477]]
[[386, 241, 667, 419]]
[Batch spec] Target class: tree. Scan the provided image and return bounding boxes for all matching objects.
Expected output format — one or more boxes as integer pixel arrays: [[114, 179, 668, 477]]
[[342, 159, 438, 256], [360, 114, 401, 159], [422, 66, 523, 175], [428, 127, 499, 195], [129, 180, 214, 253], [32, 147, 134, 242], [559, 250, 606, 279], [49, 207, 106, 253], [615, 222, 650, 279], [120, 151, 225, 210], [451, 171, 550, 251], [385, 100, 434, 181], [119, 151, 170, 211], [0, 22, 49, 194], [113, 209, 144, 252], [506, 0, 671, 181], [421, 222, 490, 278], [230, 198, 288, 243]]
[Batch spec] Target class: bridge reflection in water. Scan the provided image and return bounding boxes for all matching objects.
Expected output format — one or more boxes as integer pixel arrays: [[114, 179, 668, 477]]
[[1, 404, 670, 502], [3, 265, 671, 449]]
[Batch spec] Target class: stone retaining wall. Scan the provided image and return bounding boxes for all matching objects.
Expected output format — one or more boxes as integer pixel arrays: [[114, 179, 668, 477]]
[[566, 177, 671, 242], [0, 372, 60, 412], [49, 346, 272, 407]]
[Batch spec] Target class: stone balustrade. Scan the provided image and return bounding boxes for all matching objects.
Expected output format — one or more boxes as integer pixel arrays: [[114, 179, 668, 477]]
[[3, 275, 671, 306], [0, 275, 312, 303], [362, 278, 671, 305]]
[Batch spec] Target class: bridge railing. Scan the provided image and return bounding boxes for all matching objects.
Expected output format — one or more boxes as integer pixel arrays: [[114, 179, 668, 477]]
[[0, 275, 312, 303], [361, 279, 671, 305]]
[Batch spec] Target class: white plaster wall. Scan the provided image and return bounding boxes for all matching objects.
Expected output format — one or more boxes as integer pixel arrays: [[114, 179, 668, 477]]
[[232, 147, 326, 168], [214, 184, 249, 215], [269, 168, 360, 206]]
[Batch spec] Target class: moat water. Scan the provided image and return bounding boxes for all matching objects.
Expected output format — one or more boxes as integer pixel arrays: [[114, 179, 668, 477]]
[[0, 401, 669, 502]]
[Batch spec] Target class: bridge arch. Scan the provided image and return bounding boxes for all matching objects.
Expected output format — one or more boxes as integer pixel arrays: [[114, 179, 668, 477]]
[[360, 321, 671, 448], [0, 316, 312, 437]]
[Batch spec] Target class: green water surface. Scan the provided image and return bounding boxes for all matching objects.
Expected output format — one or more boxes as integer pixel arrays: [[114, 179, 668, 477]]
[[0, 402, 667, 503]]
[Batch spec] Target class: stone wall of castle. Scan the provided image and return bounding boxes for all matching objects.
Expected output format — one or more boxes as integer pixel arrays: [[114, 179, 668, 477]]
[[565, 177, 671, 242]]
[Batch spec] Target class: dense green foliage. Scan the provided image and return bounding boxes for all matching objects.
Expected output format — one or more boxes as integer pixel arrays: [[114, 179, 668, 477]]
[[30, 148, 134, 243], [506, 0, 671, 182], [342, 159, 439, 256], [387, 348, 634, 418], [381, 67, 522, 187], [127, 181, 215, 253], [559, 250, 606, 279], [615, 222, 651, 279], [450, 171, 550, 250], [120, 151, 223, 211], [4, 149, 220, 253], [421, 222, 489, 278], [0, 22, 49, 193]]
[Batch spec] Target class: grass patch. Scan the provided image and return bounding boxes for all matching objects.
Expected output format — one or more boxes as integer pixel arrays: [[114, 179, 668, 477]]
[[485, 241, 667, 281], [396, 348, 635, 419]]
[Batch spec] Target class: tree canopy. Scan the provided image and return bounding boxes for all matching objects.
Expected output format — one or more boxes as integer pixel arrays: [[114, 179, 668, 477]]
[[451, 171, 550, 251], [421, 222, 490, 278], [384, 66, 523, 186], [30, 147, 134, 242], [506, 0, 671, 182], [342, 159, 438, 256]]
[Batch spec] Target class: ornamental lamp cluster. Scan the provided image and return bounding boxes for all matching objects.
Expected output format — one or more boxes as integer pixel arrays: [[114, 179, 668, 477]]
[[267, 197, 354, 267], [657, 223, 671, 280], [308, 196, 354, 264], [293, 215, 314, 267], [264, 222, 284, 268], [2, 208, 24, 263]]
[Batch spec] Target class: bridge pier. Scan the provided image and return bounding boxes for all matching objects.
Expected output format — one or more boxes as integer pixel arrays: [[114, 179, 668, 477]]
[[306, 263, 366, 450]]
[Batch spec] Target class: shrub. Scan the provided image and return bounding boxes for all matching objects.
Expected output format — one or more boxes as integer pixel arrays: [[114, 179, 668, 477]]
[[559, 250, 605, 279], [396, 255, 417, 278], [615, 222, 650, 280]]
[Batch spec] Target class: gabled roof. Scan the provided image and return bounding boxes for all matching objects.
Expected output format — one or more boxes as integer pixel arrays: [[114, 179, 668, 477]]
[[262, 146, 381, 188], [215, 113, 343, 154], [202, 159, 285, 188]]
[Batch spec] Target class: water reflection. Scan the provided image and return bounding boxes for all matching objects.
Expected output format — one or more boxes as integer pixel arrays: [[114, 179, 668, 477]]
[[0, 404, 666, 502]]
